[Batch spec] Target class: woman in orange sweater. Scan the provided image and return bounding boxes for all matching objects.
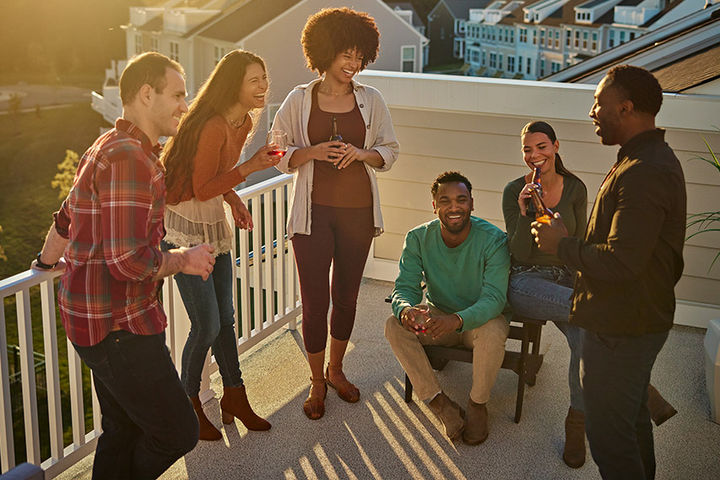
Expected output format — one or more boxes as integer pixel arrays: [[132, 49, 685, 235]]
[[161, 50, 280, 440]]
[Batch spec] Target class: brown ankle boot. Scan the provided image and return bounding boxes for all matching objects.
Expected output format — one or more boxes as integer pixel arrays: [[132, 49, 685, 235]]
[[647, 384, 677, 426], [220, 385, 271, 431], [428, 392, 465, 440], [563, 407, 586, 468], [191, 396, 222, 441], [462, 399, 488, 445]]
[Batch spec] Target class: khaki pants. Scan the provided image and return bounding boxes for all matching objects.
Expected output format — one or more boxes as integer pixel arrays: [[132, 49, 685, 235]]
[[384, 307, 509, 404]]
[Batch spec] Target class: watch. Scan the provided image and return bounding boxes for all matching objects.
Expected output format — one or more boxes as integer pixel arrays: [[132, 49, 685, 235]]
[[36, 252, 58, 270]]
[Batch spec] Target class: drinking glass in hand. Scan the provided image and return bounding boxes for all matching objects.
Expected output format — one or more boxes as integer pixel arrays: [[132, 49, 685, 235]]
[[414, 304, 431, 333], [266, 130, 288, 158]]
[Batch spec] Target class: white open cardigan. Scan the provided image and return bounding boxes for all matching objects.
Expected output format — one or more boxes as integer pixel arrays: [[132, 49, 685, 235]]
[[271, 78, 400, 239]]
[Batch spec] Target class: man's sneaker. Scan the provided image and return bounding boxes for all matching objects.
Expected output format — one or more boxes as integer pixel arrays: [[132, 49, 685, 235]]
[[462, 399, 489, 445], [428, 392, 465, 440]]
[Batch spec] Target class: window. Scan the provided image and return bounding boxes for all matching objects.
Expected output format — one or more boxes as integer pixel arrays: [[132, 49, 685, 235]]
[[551, 61, 561, 73], [520, 28, 527, 43], [518, 56, 523, 72], [566, 29, 571, 47], [401, 45, 416, 72], [508, 56, 515, 73], [583, 31, 588, 49], [526, 57, 531, 75], [170, 41, 179, 62], [499, 54, 503, 70], [490, 53, 497, 69], [555, 31, 560, 48], [135, 34, 143, 55], [630, 32, 636, 41], [266, 104, 281, 131], [540, 59, 545, 77], [609, 30, 615, 48], [532, 30, 537, 45], [574, 31, 579, 48], [482, 26, 486, 40], [510, 29, 514, 43], [214, 46, 225, 65], [482, 51, 486, 65], [471, 49, 480, 64], [620, 31, 626, 44], [592, 33, 597, 51], [150, 37, 159, 52]]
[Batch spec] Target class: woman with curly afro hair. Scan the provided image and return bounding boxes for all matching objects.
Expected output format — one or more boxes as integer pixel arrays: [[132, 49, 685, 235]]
[[271, 8, 399, 420]]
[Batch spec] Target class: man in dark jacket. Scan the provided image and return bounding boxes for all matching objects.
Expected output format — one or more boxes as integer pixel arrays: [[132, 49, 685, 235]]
[[532, 65, 686, 479]]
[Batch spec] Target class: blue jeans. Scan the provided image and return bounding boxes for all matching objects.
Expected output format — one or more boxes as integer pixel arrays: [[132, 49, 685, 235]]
[[508, 265, 584, 411], [582, 329, 668, 480], [73, 331, 198, 480], [163, 242, 243, 397]]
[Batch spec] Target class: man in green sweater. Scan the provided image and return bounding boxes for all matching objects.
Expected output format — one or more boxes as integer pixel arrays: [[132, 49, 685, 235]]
[[385, 171, 510, 445]]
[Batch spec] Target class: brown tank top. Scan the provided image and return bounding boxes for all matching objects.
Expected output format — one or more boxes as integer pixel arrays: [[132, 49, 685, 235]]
[[307, 85, 372, 207]]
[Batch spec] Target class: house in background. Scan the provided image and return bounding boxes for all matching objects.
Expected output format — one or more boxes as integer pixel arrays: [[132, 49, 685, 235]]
[[426, 0, 495, 67], [544, 1, 720, 93], [387, 1, 430, 67], [462, 0, 712, 80], [92, 0, 428, 184]]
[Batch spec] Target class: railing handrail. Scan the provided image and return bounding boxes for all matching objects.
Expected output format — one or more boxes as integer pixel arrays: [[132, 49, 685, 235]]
[[235, 173, 292, 200], [0, 268, 64, 301]]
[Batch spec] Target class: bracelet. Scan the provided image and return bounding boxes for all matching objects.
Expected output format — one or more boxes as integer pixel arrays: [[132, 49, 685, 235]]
[[36, 252, 58, 270], [454, 313, 464, 330]]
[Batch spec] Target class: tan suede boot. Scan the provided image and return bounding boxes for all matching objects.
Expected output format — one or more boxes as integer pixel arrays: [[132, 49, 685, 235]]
[[220, 385, 271, 431], [647, 384, 677, 426], [563, 407, 586, 468], [428, 392, 465, 440], [462, 399, 489, 445], [191, 396, 222, 441]]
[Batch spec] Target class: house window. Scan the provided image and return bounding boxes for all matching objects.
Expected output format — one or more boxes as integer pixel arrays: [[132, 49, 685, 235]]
[[526, 57, 531, 75], [620, 31, 626, 44], [540, 59, 545, 77], [266, 104, 281, 131], [135, 33, 143, 55], [214, 46, 226, 65], [482, 26, 486, 39], [401, 45, 416, 72], [566, 29, 571, 47], [170, 41, 180, 62], [555, 31, 560, 48], [532, 30, 537, 45], [499, 54, 503, 70], [482, 50, 486, 66], [518, 56, 523, 72], [551, 61, 561, 73], [520, 28, 527, 43], [609, 30, 615, 48], [471, 49, 480, 64], [574, 31, 579, 48], [592, 32, 597, 51], [508, 56, 515, 73], [150, 37, 159, 52], [510, 29, 514, 43], [490, 53, 497, 69], [630, 32, 636, 41]]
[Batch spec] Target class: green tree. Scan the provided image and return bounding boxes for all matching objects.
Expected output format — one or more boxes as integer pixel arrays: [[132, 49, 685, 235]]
[[51, 149, 79, 199]]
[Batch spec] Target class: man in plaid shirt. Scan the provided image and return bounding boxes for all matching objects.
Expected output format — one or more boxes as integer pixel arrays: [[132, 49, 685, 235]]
[[33, 53, 215, 479]]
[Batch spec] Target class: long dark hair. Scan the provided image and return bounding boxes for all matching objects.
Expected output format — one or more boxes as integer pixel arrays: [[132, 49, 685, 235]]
[[520, 121, 580, 181], [162, 50, 266, 197]]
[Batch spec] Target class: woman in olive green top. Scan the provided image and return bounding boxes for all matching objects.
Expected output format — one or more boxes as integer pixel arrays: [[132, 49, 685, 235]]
[[502, 121, 589, 467]]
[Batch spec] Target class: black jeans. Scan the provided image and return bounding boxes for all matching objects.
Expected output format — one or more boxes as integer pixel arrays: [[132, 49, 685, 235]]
[[73, 330, 199, 480], [582, 329, 669, 480]]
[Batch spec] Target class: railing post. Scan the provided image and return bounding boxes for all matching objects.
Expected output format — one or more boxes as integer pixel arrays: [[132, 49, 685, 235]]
[[0, 305, 16, 473], [16, 289, 41, 465], [40, 279, 64, 462]]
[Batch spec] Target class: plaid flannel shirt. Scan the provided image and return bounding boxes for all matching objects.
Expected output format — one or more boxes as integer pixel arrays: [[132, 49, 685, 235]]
[[54, 119, 167, 346]]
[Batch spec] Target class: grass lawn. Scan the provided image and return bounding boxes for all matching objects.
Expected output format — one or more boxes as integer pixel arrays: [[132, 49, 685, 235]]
[[1, 103, 104, 465], [0, 71, 104, 91]]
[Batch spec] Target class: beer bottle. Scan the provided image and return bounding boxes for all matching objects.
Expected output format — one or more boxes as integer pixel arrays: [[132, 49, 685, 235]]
[[329, 116, 343, 169], [529, 167, 554, 224]]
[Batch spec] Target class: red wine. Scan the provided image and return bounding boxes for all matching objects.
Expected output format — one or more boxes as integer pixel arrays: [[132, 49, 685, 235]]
[[268, 149, 286, 157]]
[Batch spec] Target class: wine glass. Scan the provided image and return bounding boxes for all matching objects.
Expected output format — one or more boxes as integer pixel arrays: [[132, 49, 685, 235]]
[[266, 130, 288, 158], [414, 304, 431, 333]]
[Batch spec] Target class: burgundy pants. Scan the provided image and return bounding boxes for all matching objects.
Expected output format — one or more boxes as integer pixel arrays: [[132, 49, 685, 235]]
[[291, 204, 374, 354]]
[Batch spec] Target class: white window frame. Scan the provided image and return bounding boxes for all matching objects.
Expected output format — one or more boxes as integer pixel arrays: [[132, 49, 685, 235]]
[[135, 33, 143, 55], [170, 41, 180, 62], [400, 45, 417, 72]]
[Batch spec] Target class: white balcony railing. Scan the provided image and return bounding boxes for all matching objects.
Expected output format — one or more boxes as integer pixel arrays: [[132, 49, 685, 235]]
[[0, 173, 299, 477]]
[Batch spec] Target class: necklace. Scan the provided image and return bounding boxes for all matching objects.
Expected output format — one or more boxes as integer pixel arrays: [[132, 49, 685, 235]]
[[318, 82, 352, 96], [227, 113, 246, 129]]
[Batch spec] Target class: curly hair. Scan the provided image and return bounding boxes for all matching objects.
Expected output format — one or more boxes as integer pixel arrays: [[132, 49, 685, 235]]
[[431, 171, 472, 197], [301, 7, 379, 74], [161, 50, 266, 199], [605, 65, 663, 116]]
